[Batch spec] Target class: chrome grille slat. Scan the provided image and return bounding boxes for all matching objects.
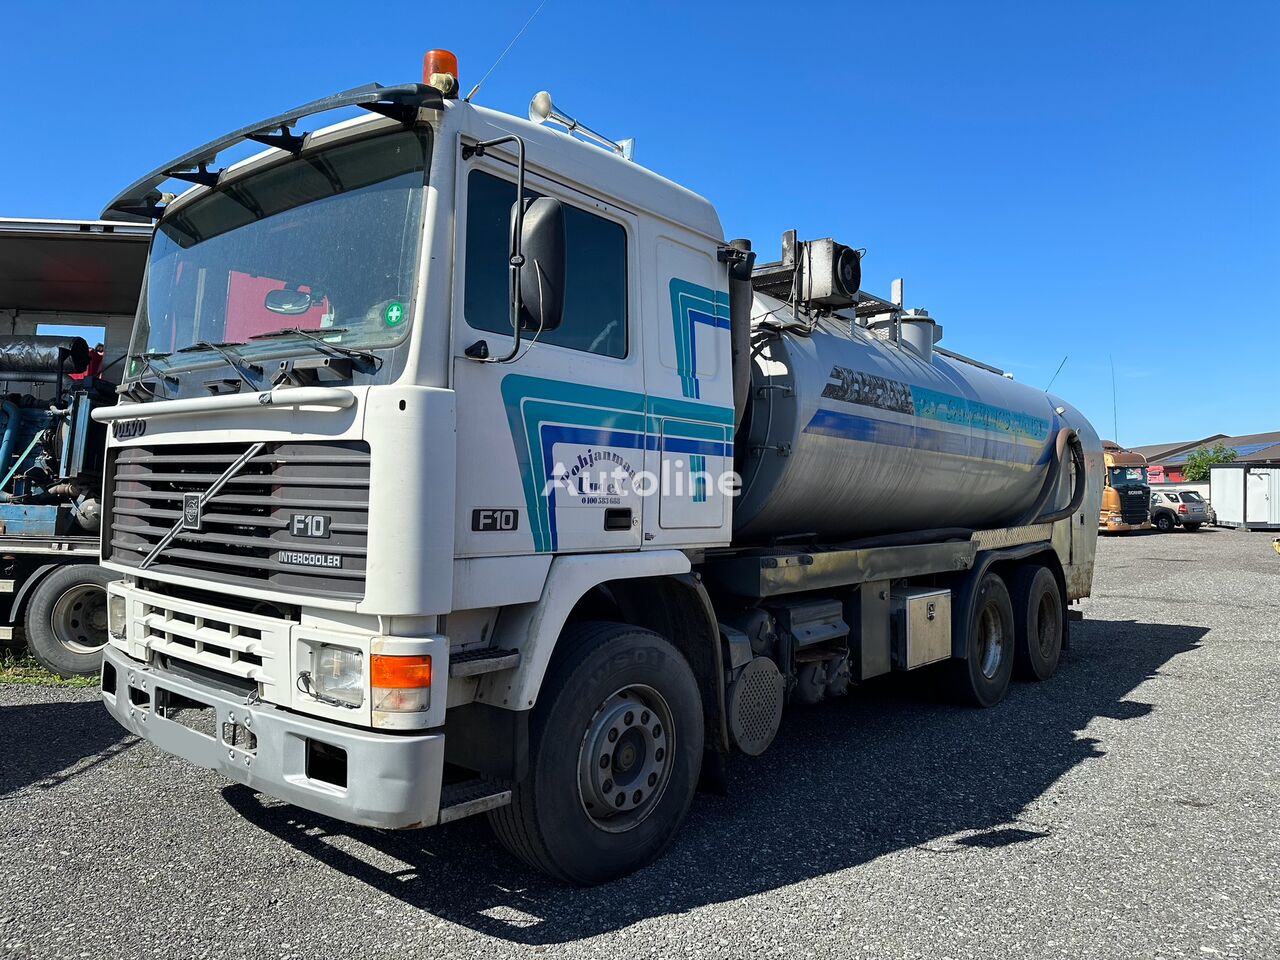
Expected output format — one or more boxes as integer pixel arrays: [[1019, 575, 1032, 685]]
[[110, 521, 370, 556], [108, 440, 370, 599]]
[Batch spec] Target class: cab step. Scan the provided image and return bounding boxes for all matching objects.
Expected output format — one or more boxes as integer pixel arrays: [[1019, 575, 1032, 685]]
[[438, 778, 512, 824], [449, 648, 521, 679]]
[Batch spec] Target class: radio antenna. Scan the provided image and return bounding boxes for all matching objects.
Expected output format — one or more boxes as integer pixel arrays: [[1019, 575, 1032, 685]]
[[1045, 354, 1068, 392], [464, 0, 551, 103], [1110, 354, 1119, 443]]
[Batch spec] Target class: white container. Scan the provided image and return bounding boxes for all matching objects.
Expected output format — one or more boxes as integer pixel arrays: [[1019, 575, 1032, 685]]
[[1210, 465, 1280, 530]]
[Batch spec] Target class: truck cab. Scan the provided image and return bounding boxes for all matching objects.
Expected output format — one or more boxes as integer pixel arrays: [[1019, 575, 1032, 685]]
[[1099, 441, 1151, 532]]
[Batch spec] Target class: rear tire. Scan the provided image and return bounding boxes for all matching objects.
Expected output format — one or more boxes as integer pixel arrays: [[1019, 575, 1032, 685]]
[[24, 564, 114, 678], [1011, 565, 1063, 682], [1155, 513, 1175, 532], [1183, 523, 1201, 532], [488, 621, 704, 885], [948, 572, 1015, 708]]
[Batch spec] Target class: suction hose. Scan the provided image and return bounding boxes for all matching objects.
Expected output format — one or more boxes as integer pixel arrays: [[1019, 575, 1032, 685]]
[[1018, 428, 1088, 527]]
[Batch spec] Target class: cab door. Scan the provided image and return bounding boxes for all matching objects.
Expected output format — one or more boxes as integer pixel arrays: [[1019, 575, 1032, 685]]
[[641, 234, 735, 548], [452, 159, 644, 558]]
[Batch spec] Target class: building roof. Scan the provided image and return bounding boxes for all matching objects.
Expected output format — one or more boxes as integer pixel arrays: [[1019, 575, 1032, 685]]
[[0, 218, 150, 315], [1136, 430, 1280, 467]]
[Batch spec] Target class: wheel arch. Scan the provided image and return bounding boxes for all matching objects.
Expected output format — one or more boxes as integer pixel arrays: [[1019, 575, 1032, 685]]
[[480, 552, 725, 753], [7, 560, 78, 625]]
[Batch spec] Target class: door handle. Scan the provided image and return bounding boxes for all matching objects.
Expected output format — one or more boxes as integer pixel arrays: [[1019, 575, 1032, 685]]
[[604, 508, 632, 531]]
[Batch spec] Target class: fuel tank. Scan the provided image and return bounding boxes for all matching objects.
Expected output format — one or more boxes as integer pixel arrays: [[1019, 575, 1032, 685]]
[[734, 299, 1099, 542]]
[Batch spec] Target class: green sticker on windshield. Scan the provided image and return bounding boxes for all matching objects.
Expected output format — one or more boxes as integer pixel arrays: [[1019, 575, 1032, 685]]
[[383, 301, 406, 327]]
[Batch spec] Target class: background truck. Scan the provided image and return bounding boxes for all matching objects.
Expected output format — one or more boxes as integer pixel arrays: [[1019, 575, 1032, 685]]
[[94, 54, 1102, 884], [1099, 441, 1151, 532], [0, 218, 148, 675]]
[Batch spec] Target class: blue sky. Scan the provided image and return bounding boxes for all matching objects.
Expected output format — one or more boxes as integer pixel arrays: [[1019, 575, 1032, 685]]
[[2, 1, 1274, 446]]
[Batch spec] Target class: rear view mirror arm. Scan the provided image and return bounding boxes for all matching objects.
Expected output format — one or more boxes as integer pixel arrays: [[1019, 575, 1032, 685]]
[[462, 134, 529, 364]]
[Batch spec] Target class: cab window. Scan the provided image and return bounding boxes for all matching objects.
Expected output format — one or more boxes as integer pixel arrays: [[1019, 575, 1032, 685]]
[[464, 169, 627, 358]]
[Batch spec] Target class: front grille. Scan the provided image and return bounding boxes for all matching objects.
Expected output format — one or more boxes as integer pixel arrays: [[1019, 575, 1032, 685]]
[[108, 441, 370, 600], [1119, 488, 1149, 524]]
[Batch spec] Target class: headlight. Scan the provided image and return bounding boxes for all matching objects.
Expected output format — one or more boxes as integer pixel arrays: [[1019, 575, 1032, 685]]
[[107, 592, 127, 639], [371, 654, 432, 713], [307, 645, 364, 708]]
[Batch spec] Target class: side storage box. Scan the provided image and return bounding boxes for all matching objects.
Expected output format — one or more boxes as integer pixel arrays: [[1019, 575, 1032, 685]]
[[890, 587, 951, 669]]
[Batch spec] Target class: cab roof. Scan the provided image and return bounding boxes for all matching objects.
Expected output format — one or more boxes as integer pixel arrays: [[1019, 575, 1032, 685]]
[[100, 81, 723, 242]]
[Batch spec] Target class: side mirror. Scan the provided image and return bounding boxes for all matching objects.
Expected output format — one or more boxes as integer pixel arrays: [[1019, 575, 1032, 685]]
[[265, 287, 313, 315], [516, 197, 566, 332]]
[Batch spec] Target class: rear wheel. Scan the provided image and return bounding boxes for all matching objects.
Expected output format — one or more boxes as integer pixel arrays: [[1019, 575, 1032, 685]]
[[1183, 523, 1201, 532], [489, 621, 704, 885], [948, 572, 1015, 707], [24, 564, 114, 678], [1011, 565, 1063, 682], [1155, 513, 1175, 532]]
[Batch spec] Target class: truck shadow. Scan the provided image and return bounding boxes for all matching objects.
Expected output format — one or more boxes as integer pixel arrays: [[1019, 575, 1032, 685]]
[[0, 698, 135, 798], [226, 616, 1206, 945]]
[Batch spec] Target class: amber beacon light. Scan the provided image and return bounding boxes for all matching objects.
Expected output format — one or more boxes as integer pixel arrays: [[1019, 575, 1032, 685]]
[[423, 49, 459, 97]]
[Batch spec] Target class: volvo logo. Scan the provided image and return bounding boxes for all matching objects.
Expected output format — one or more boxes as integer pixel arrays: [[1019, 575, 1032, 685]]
[[111, 418, 147, 440], [182, 493, 202, 531]]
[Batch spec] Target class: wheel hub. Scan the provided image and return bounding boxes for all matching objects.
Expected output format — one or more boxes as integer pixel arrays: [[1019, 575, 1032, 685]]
[[578, 685, 674, 832], [50, 583, 108, 655], [977, 602, 1005, 679]]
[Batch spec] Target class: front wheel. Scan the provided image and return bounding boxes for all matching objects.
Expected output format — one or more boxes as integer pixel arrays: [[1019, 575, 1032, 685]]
[[24, 564, 114, 678], [489, 621, 704, 885]]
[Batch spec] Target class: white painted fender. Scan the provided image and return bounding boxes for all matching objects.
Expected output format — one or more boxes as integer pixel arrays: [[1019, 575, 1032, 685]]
[[474, 550, 692, 710]]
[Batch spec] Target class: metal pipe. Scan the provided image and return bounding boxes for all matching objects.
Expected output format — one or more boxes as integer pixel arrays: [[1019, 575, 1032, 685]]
[[0, 400, 20, 486], [726, 239, 757, 428], [92, 387, 355, 422]]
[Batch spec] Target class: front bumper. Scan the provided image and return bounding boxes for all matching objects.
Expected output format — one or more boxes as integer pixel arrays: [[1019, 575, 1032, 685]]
[[101, 645, 445, 829]]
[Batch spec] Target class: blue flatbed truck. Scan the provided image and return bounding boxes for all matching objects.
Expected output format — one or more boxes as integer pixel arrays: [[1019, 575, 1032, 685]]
[[0, 218, 149, 675]]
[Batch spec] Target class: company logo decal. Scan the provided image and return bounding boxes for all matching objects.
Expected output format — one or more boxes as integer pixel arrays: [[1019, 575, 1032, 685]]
[[111, 418, 147, 440], [181, 493, 202, 531]]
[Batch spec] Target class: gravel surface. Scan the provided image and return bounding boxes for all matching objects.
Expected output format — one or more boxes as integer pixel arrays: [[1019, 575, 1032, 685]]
[[3, 527, 1277, 959]]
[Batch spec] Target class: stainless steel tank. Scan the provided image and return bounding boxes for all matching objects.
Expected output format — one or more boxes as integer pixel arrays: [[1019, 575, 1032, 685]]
[[734, 300, 1094, 541]]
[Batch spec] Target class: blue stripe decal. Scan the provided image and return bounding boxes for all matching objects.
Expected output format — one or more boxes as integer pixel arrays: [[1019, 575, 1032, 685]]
[[803, 408, 1055, 466], [502, 374, 735, 551], [535, 425, 732, 546], [670, 280, 730, 400]]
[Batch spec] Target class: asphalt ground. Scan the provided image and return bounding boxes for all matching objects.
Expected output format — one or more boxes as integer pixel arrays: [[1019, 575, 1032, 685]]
[[2, 526, 1277, 959]]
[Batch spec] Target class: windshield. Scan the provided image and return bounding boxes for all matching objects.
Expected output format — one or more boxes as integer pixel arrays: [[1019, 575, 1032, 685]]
[[1108, 466, 1148, 488], [130, 128, 430, 373]]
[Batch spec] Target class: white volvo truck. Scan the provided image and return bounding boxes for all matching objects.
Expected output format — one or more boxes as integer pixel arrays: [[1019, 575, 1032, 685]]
[[96, 53, 1102, 884]]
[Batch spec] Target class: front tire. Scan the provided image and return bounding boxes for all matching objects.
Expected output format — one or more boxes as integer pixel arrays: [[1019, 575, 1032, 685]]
[[24, 564, 114, 678], [1011, 565, 1063, 682], [948, 572, 1016, 707], [489, 621, 704, 885]]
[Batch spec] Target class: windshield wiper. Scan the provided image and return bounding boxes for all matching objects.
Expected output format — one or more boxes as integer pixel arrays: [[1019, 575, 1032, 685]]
[[248, 327, 379, 366], [176, 340, 263, 388], [128, 352, 179, 385]]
